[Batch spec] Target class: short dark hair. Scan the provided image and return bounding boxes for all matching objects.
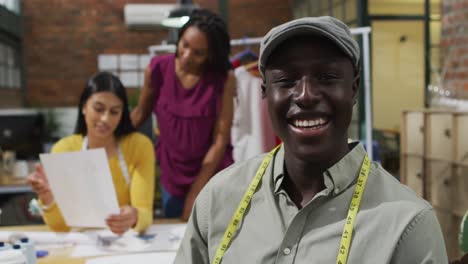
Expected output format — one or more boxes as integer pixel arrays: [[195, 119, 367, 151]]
[[176, 9, 231, 73], [74, 72, 135, 138]]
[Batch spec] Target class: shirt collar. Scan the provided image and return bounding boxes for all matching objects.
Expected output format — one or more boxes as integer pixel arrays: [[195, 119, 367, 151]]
[[326, 142, 367, 194], [272, 142, 368, 195], [272, 145, 285, 194]]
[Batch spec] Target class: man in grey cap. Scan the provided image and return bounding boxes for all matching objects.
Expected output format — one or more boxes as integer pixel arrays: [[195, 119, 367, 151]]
[[175, 16, 448, 264]]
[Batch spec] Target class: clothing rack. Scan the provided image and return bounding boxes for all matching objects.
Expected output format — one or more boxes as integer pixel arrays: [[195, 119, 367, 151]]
[[147, 27, 375, 160]]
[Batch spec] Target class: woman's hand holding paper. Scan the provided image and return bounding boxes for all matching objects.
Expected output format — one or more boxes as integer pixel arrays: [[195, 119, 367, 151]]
[[27, 163, 54, 206], [106, 205, 138, 235]]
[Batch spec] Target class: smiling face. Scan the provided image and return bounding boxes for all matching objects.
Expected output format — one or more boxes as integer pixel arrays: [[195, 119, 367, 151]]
[[264, 35, 359, 163], [176, 26, 209, 72], [82, 91, 123, 140]]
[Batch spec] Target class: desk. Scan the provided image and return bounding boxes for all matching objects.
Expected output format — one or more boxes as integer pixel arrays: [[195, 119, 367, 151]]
[[0, 175, 32, 195], [0, 219, 183, 264]]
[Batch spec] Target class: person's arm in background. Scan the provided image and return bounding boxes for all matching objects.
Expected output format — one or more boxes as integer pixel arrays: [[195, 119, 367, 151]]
[[129, 134, 155, 232], [181, 71, 236, 221], [131, 65, 155, 128], [105, 134, 155, 235], [390, 208, 448, 263]]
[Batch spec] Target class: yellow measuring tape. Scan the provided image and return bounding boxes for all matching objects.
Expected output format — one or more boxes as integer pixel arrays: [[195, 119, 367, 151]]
[[212, 145, 281, 264], [336, 154, 370, 264], [212, 145, 371, 264]]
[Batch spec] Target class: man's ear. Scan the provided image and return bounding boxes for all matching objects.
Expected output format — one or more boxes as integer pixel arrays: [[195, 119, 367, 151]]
[[352, 75, 360, 105]]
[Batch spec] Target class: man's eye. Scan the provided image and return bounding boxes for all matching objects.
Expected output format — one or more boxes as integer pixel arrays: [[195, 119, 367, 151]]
[[317, 74, 340, 81], [274, 78, 296, 86]]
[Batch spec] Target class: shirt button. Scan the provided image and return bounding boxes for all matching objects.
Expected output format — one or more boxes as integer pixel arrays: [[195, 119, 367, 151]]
[[283, 247, 291, 255]]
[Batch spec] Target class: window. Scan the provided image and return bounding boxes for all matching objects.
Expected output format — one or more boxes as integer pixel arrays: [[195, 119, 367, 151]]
[[0, 42, 21, 89], [0, 0, 21, 14], [369, 0, 424, 16], [332, 0, 344, 21], [295, 0, 356, 25], [429, 0, 441, 87], [98, 54, 151, 88], [293, 0, 309, 18]]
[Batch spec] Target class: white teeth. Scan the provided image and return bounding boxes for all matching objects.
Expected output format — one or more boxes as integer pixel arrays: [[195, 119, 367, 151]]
[[293, 118, 328, 128]]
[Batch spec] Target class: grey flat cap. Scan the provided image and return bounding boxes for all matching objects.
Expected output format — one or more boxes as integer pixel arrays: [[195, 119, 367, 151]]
[[259, 16, 360, 78]]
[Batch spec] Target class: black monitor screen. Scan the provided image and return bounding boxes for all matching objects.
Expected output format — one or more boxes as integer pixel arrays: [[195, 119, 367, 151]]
[[0, 113, 45, 159]]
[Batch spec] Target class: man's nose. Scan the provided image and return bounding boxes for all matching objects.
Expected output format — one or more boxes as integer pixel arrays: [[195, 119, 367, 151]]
[[294, 76, 321, 107]]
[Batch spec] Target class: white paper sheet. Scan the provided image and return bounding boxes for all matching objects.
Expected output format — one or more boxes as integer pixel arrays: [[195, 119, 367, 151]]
[[0, 231, 94, 245], [71, 229, 149, 257], [71, 223, 187, 258], [145, 223, 186, 251], [40, 149, 120, 228], [85, 252, 176, 264]]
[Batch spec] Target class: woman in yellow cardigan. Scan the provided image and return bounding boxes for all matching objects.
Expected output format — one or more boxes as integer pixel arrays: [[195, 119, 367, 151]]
[[28, 72, 155, 235]]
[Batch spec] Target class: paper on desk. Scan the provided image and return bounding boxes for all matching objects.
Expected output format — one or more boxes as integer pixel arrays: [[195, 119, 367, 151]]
[[71, 223, 187, 258], [0, 231, 94, 245], [85, 252, 176, 264], [40, 149, 120, 228], [145, 223, 187, 251]]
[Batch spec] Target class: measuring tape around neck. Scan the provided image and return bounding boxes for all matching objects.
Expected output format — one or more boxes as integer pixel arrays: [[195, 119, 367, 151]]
[[336, 154, 370, 264], [212, 145, 371, 264], [212, 145, 281, 264]]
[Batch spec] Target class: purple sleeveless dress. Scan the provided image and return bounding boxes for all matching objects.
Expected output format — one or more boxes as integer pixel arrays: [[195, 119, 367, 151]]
[[150, 54, 234, 198]]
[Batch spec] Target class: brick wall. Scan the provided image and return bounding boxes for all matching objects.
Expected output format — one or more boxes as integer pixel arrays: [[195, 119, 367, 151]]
[[229, 0, 292, 55], [441, 0, 468, 100], [23, 0, 176, 107], [22, 0, 292, 107], [229, 0, 292, 38], [0, 89, 24, 107]]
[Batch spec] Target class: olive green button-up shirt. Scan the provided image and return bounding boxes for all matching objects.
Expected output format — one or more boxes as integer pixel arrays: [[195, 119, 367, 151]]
[[175, 143, 448, 264]]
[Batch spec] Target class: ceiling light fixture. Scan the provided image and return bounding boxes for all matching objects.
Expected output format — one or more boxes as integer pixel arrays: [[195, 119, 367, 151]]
[[161, 4, 198, 28]]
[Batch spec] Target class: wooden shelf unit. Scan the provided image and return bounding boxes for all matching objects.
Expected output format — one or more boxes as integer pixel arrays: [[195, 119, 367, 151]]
[[401, 109, 468, 258]]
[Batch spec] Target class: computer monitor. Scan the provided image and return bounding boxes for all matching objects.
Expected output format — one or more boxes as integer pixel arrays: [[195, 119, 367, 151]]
[[0, 112, 45, 159]]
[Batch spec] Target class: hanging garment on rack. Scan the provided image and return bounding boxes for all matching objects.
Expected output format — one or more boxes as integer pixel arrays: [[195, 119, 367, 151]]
[[231, 65, 276, 162], [230, 49, 258, 69]]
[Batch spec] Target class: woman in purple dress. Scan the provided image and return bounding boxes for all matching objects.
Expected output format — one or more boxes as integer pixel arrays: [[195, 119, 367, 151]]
[[131, 9, 235, 220]]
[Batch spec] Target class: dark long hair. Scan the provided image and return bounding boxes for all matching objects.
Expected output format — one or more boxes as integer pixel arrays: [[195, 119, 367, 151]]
[[74, 72, 135, 138], [176, 9, 231, 74]]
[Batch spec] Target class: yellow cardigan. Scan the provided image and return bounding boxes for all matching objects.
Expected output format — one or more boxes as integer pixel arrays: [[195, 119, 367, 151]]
[[40, 132, 155, 232]]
